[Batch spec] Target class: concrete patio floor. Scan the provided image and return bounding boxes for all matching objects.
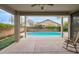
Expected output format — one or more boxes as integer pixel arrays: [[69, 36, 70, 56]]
[[0, 36, 75, 54]]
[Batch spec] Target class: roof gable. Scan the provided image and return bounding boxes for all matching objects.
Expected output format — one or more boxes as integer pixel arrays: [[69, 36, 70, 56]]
[[38, 19, 61, 25]]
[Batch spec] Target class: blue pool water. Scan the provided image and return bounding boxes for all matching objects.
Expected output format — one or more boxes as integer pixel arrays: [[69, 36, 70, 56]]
[[27, 32, 61, 36]]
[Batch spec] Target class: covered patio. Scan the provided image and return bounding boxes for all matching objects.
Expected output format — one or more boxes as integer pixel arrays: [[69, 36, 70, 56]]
[[0, 4, 79, 53]]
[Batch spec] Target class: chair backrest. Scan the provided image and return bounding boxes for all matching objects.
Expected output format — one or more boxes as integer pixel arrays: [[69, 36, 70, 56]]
[[74, 31, 79, 44]]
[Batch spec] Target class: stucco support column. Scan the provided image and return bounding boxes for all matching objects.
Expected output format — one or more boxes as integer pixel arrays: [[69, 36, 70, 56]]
[[68, 15, 73, 39], [14, 12, 20, 42], [68, 16, 71, 39], [61, 16, 63, 37], [25, 16, 27, 38]]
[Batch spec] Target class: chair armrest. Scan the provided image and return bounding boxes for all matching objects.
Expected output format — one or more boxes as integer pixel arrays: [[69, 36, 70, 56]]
[[65, 37, 73, 40]]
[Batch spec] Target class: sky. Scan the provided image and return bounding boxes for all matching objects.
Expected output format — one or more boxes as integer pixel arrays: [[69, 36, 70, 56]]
[[0, 9, 68, 24], [0, 9, 12, 24]]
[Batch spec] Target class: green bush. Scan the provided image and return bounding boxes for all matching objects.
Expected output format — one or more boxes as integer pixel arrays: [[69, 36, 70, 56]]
[[46, 26, 61, 31], [46, 26, 56, 29], [63, 26, 68, 32], [63, 22, 68, 32], [0, 23, 14, 29], [56, 26, 61, 31], [34, 25, 43, 29]]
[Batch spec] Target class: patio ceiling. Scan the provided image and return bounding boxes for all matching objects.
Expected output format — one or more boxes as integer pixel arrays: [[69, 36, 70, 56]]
[[0, 4, 79, 15], [7, 4, 79, 12]]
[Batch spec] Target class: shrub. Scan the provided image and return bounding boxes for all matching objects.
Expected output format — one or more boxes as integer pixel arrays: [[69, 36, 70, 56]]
[[0, 23, 14, 29], [46, 26, 61, 31], [63, 26, 68, 32], [63, 22, 68, 32], [34, 25, 43, 29]]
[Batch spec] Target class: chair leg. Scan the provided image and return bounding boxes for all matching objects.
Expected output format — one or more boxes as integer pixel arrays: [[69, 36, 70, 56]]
[[74, 44, 78, 53], [66, 43, 68, 49]]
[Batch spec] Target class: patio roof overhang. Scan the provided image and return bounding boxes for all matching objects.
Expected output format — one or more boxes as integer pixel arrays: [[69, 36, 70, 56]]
[[0, 5, 16, 14], [0, 4, 79, 15]]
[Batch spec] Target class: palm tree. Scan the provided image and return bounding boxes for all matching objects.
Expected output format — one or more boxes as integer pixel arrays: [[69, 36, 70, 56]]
[[9, 15, 14, 25], [20, 16, 24, 26]]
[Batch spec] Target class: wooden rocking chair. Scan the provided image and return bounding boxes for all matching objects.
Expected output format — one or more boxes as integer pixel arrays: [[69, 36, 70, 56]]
[[64, 31, 79, 53]]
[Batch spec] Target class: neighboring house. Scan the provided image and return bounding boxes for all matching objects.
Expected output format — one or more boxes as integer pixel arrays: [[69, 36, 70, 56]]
[[35, 19, 61, 27]]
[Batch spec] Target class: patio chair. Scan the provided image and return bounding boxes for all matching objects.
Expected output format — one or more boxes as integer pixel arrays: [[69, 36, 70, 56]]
[[64, 31, 79, 53]]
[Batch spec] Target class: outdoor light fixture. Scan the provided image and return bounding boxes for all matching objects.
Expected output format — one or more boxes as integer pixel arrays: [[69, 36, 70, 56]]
[[31, 4, 54, 10]]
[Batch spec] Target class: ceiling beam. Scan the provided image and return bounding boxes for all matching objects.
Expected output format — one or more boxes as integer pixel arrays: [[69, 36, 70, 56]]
[[0, 4, 16, 14], [19, 11, 70, 16], [71, 11, 79, 16]]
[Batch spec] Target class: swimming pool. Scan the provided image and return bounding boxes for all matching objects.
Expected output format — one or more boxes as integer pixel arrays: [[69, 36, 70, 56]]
[[27, 32, 61, 36]]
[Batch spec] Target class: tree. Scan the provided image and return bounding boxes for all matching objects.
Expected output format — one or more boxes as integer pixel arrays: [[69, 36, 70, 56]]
[[63, 21, 68, 32], [27, 19, 34, 27], [64, 21, 68, 27], [9, 15, 14, 25]]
